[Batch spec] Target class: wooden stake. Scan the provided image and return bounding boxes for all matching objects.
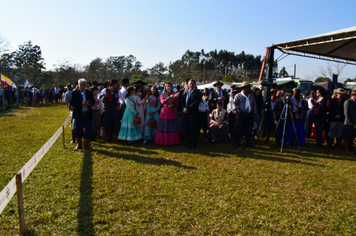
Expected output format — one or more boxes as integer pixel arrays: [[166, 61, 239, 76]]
[[16, 173, 25, 235], [62, 125, 65, 149]]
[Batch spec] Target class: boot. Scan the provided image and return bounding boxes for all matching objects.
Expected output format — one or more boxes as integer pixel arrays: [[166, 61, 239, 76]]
[[74, 137, 83, 151], [106, 128, 112, 142], [83, 138, 90, 151], [114, 128, 119, 137], [71, 130, 76, 144], [344, 139, 353, 153]]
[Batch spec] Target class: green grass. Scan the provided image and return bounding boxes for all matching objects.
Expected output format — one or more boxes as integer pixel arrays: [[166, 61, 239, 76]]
[[0, 103, 356, 235]]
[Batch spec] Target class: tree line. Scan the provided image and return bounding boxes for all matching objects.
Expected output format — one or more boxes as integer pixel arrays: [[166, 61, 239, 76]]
[[0, 39, 270, 89]]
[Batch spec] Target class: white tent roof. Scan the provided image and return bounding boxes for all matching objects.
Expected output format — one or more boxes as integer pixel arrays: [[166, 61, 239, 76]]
[[272, 26, 356, 65], [197, 81, 231, 90]]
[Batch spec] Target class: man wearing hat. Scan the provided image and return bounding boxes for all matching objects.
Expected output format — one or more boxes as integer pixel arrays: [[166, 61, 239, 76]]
[[232, 81, 257, 148], [264, 87, 278, 142], [343, 90, 356, 154], [208, 80, 229, 112], [327, 88, 346, 148]]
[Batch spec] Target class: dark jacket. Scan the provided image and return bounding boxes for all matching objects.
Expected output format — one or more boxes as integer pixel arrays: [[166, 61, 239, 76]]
[[274, 98, 285, 122], [329, 98, 345, 123], [208, 89, 229, 112], [70, 89, 95, 120], [182, 89, 203, 134], [344, 99, 356, 126]]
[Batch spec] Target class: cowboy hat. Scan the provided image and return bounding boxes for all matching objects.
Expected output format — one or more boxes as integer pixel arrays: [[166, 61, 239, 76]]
[[333, 88, 346, 94], [213, 80, 224, 87], [241, 81, 251, 88]]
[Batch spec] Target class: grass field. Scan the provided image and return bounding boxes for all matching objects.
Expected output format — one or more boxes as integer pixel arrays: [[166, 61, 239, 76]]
[[0, 103, 356, 235]]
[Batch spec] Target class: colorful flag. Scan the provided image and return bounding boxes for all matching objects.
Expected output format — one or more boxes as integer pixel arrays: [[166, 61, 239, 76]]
[[0, 74, 14, 87], [12, 82, 17, 89], [24, 79, 30, 88]]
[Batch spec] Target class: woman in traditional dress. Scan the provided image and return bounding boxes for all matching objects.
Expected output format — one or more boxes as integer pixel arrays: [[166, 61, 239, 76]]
[[154, 83, 180, 146], [118, 87, 142, 143], [143, 86, 161, 143], [312, 88, 328, 147], [134, 85, 145, 133], [285, 88, 306, 145], [208, 100, 229, 143]]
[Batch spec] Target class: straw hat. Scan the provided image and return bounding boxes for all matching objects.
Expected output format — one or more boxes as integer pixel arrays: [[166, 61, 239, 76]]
[[241, 81, 251, 88], [351, 90, 356, 96], [333, 88, 346, 94], [270, 88, 278, 92]]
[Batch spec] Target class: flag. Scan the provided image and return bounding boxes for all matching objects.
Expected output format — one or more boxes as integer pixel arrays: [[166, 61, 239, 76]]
[[0, 74, 14, 87], [12, 82, 17, 89], [24, 79, 30, 88]]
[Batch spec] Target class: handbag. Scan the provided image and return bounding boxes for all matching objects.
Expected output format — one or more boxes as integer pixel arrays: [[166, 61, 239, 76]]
[[134, 117, 141, 126], [147, 116, 157, 128]]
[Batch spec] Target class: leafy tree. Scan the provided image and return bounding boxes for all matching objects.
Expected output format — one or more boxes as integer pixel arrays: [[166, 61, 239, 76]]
[[278, 66, 289, 78], [315, 77, 331, 82], [13, 40, 45, 86], [130, 75, 147, 85], [222, 74, 236, 82]]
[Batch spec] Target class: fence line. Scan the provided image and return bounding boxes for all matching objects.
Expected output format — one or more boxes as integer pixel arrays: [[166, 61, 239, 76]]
[[0, 115, 70, 215]]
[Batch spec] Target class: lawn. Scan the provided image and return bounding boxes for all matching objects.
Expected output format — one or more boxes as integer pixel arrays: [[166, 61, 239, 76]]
[[0, 103, 355, 235]]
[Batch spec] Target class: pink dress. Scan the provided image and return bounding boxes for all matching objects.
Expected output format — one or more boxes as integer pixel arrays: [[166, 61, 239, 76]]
[[154, 93, 180, 146]]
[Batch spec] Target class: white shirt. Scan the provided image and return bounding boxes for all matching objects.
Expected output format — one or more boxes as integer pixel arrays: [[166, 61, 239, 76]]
[[119, 87, 127, 105]]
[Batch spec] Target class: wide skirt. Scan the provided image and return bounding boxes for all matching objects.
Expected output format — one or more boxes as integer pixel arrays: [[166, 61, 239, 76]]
[[118, 109, 142, 141], [154, 107, 180, 146]]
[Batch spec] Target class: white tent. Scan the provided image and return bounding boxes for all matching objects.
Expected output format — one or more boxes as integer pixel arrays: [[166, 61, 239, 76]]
[[197, 81, 231, 90]]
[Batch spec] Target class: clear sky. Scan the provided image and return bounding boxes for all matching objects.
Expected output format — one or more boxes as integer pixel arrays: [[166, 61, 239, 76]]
[[1, 0, 355, 81]]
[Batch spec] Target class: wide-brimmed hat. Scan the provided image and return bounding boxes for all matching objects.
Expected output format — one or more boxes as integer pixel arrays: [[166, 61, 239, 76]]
[[351, 90, 356, 96], [270, 88, 278, 92], [334, 88, 346, 94], [241, 81, 251, 88], [213, 80, 224, 87]]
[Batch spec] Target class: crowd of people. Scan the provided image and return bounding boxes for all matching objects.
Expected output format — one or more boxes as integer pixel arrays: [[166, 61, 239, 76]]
[[0, 85, 63, 107], [64, 77, 356, 156]]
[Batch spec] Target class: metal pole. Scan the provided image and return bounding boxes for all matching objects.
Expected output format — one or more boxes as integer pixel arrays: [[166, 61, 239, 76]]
[[16, 173, 25, 235], [294, 64, 296, 78], [1, 85, 4, 110]]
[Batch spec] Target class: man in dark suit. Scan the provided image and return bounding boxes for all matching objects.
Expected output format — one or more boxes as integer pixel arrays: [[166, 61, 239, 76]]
[[70, 78, 95, 151], [182, 79, 203, 149], [208, 80, 229, 112]]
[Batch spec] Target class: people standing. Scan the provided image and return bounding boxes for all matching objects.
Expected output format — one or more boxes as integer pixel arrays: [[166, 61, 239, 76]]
[[118, 87, 142, 143], [101, 79, 120, 141], [327, 88, 346, 148], [182, 79, 203, 149], [264, 88, 278, 142], [285, 88, 306, 146], [208, 80, 228, 112], [69, 78, 95, 151], [312, 88, 327, 147], [134, 85, 145, 133], [91, 87, 103, 141], [343, 90, 356, 154], [118, 78, 130, 130], [155, 83, 180, 146], [304, 90, 316, 138], [232, 81, 257, 148], [143, 86, 161, 143]]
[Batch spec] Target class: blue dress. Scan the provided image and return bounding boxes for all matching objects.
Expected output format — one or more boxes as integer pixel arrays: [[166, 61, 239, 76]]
[[143, 95, 161, 140], [118, 96, 142, 141]]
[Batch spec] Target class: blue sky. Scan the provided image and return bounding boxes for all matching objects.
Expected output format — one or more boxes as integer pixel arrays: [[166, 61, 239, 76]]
[[1, 0, 355, 81]]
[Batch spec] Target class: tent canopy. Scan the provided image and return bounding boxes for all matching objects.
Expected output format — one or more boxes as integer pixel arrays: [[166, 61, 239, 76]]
[[272, 26, 356, 65]]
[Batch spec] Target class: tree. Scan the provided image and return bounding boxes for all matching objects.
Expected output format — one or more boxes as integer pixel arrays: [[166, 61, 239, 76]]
[[0, 34, 9, 55], [278, 66, 289, 78], [314, 62, 347, 80], [315, 77, 331, 82], [13, 40, 45, 86]]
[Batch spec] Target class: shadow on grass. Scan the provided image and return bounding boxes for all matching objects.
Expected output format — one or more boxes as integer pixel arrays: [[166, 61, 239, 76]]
[[77, 150, 94, 236], [95, 147, 197, 170]]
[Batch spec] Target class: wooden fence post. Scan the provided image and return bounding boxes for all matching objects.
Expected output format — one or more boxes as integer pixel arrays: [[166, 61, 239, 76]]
[[16, 173, 25, 235]]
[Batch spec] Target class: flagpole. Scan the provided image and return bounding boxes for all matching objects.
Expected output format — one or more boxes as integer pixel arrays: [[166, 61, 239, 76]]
[[1, 85, 4, 110]]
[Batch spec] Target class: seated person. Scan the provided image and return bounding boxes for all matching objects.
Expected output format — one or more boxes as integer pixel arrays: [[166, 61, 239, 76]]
[[208, 100, 229, 143]]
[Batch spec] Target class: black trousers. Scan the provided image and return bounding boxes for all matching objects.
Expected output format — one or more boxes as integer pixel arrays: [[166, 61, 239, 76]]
[[234, 113, 254, 146]]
